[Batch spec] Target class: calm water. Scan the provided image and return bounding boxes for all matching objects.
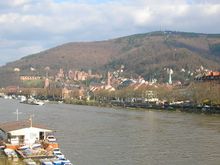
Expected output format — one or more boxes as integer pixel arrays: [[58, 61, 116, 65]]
[[0, 98, 220, 165]]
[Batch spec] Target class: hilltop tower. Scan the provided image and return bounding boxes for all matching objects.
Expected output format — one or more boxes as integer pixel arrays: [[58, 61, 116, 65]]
[[167, 68, 173, 84]]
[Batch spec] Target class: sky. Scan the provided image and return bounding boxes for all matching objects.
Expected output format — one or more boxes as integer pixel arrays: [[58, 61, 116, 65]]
[[0, 0, 220, 66]]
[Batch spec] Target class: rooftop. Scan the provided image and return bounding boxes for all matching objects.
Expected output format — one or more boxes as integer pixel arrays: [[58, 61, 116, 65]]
[[0, 119, 52, 133]]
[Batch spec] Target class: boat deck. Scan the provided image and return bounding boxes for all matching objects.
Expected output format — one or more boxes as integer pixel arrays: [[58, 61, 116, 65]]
[[16, 148, 55, 159]]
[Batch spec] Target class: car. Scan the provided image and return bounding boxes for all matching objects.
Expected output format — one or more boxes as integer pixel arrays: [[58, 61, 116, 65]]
[[46, 135, 56, 142], [53, 151, 65, 160]]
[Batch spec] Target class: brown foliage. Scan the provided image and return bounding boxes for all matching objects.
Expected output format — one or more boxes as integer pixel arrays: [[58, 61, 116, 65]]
[[1, 32, 220, 86]]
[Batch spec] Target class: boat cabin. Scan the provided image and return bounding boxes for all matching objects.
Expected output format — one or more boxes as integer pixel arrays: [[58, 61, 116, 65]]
[[0, 119, 53, 146]]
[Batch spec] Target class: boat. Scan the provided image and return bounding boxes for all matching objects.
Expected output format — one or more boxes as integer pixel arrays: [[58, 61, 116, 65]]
[[20, 96, 45, 105], [4, 148, 18, 158], [31, 143, 41, 149], [18, 145, 30, 150], [19, 95, 27, 103], [60, 159, 72, 165], [50, 158, 72, 165], [40, 159, 53, 165], [50, 158, 63, 165], [32, 99, 45, 106]]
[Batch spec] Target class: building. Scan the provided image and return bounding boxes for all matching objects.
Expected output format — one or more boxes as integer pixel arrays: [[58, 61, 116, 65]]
[[61, 86, 85, 100], [68, 70, 87, 81], [62, 87, 71, 99], [14, 68, 20, 72], [44, 78, 50, 89], [195, 71, 220, 82], [68, 69, 102, 81], [55, 68, 65, 81], [5, 86, 19, 94], [0, 119, 53, 146], [20, 76, 41, 81]]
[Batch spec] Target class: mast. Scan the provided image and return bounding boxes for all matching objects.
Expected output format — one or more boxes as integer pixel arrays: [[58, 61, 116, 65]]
[[13, 108, 22, 121], [29, 115, 33, 127]]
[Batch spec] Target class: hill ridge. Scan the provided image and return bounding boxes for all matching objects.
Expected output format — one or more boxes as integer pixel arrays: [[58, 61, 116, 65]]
[[0, 31, 220, 86]]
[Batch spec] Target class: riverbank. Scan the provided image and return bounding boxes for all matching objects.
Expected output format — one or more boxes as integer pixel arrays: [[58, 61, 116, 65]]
[[63, 99, 220, 114]]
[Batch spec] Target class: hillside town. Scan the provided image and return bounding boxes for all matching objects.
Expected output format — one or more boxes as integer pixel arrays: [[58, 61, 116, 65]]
[[0, 65, 220, 113]]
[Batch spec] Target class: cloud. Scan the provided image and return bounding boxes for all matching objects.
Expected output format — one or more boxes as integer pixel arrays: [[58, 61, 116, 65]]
[[0, 38, 44, 65], [0, 0, 220, 65], [18, 45, 44, 55]]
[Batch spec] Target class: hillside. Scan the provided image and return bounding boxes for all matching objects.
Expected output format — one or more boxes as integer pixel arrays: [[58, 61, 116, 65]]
[[1, 31, 220, 86]]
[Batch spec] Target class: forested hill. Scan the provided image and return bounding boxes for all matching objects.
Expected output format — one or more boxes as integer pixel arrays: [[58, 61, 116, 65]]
[[1, 31, 220, 86]]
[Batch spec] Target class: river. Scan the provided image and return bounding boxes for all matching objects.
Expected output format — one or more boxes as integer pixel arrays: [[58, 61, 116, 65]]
[[0, 98, 220, 165]]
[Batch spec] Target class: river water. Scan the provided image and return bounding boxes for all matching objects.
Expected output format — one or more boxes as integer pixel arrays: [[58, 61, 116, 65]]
[[0, 98, 220, 165]]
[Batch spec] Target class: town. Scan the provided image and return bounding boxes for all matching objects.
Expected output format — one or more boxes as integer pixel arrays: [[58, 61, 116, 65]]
[[1, 65, 220, 113]]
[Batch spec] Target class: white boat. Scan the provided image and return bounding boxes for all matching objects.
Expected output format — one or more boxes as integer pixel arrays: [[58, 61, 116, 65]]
[[18, 145, 30, 150], [31, 143, 41, 149], [40, 159, 53, 165], [50, 158, 72, 165], [61, 159, 72, 165], [20, 98, 45, 106], [50, 158, 63, 165], [20, 95, 27, 103], [33, 100, 45, 106], [4, 148, 18, 158]]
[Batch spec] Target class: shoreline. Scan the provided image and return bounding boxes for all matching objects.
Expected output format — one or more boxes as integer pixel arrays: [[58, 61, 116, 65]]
[[63, 99, 220, 114]]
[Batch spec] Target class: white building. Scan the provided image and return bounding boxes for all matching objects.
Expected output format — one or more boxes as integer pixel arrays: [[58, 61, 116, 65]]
[[0, 119, 53, 146]]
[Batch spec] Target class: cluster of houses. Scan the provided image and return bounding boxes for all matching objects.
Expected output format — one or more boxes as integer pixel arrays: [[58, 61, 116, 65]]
[[3, 65, 217, 102], [54, 68, 102, 82]]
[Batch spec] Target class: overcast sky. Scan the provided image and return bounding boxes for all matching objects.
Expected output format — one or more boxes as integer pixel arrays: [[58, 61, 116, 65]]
[[0, 0, 220, 66]]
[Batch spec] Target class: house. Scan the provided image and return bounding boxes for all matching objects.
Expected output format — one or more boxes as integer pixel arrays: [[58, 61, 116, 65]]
[[62, 87, 71, 99], [0, 119, 53, 146]]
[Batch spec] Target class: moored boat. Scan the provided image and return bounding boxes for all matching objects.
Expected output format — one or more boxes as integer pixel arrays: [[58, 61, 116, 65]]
[[60, 159, 72, 165], [4, 148, 18, 158], [18, 145, 30, 150], [33, 99, 45, 106], [20, 96, 45, 105], [31, 143, 41, 149], [40, 158, 53, 165], [50, 158, 63, 165], [49, 158, 73, 165]]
